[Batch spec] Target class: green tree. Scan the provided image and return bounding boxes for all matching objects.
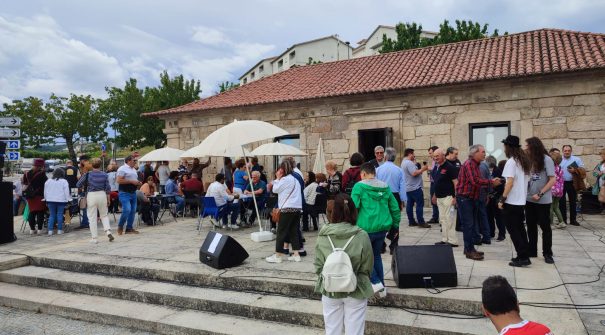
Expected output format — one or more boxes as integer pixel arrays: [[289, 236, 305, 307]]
[[1, 94, 108, 160], [306, 57, 323, 65], [218, 81, 239, 93], [380, 19, 506, 53], [102, 71, 201, 149]]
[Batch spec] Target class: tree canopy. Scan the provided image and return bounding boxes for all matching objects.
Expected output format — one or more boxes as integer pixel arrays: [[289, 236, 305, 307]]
[[218, 81, 239, 93], [381, 19, 506, 53], [1, 94, 108, 160], [102, 71, 201, 149]]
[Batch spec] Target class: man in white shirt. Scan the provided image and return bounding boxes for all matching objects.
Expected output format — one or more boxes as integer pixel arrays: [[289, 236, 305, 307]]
[[205, 173, 239, 229], [155, 161, 171, 194]]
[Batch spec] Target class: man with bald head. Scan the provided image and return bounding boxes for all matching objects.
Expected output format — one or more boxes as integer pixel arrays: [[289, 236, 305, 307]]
[[431, 148, 459, 246]]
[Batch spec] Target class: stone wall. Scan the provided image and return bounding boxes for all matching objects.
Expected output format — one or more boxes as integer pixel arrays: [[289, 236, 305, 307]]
[[160, 71, 605, 186]]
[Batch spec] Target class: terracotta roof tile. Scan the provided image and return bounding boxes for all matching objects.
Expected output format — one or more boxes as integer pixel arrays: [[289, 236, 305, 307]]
[[145, 28, 605, 117]]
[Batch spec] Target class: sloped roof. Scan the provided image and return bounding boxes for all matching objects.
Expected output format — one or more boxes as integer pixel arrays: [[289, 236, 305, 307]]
[[145, 29, 605, 117]]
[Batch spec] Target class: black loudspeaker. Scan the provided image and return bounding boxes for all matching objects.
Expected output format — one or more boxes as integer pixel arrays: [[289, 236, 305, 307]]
[[0, 182, 16, 244], [391, 245, 457, 288], [199, 231, 249, 269]]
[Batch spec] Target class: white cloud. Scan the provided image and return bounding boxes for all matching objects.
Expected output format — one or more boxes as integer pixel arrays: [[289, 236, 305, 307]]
[[191, 26, 229, 46], [0, 15, 126, 100]]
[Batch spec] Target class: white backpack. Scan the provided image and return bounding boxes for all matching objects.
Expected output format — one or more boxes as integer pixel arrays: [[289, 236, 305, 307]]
[[321, 234, 357, 293]]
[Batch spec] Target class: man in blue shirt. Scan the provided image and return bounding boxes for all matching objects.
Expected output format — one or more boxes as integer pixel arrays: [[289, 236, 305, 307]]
[[376, 147, 406, 254], [242, 171, 267, 226], [165, 171, 185, 215], [558, 145, 584, 225]]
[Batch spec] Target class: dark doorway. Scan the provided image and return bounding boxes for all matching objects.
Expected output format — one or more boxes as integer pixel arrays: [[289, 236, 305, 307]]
[[358, 128, 393, 162]]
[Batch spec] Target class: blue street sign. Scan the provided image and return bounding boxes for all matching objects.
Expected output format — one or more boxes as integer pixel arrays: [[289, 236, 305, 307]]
[[6, 151, 20, 161], [101, 143, 106, 152], [1, 140, 20, 149]]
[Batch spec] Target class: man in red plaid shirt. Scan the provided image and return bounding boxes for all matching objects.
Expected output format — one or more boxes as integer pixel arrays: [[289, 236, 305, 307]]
[[456, 145, 502, 260]]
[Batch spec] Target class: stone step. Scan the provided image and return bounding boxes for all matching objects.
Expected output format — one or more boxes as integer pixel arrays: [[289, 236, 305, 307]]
[[0, 282, 323, 335], [29, 251, 482, 316], [0, 265, 492, 335]]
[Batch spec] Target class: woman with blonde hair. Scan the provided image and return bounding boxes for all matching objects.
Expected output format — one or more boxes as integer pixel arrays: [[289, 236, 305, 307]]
[[77, 158, 114, 243]]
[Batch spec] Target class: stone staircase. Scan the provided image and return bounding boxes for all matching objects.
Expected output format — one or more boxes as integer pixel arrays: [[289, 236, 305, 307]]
[[0, 252, 493, 335]]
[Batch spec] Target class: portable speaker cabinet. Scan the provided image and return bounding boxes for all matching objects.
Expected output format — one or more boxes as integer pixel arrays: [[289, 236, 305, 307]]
[[199, 231, 249, 269], [391, 244, 457, 288]]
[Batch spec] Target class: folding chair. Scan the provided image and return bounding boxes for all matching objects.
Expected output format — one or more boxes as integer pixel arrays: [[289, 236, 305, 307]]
[[157, 195, 177, 223], [197, 197, 221, 233], [183, 191, 200, 218]]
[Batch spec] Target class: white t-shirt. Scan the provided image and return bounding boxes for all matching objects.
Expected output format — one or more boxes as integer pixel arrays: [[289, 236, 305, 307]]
[[156, 165, 171, 185], [502, 158, 529, 206]]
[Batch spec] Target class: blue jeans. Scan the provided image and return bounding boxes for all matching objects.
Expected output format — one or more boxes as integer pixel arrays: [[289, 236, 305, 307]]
[[13, 197, 23, 216], [174, 195, 185, 213], [429, 183, 439, 220], [47, 202, 66, 231], [476, 199, 491, 242], [405, 188, 425, 225], [368, 231, 387, 285], [218, 203, 239, 225], [118, 191, 137, 229], [457, 196, 477, 253]]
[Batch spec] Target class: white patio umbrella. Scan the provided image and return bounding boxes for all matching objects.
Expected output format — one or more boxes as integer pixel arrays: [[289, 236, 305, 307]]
[[183, 120, 289, 237], [250, 142, 307, 156], [312, 138, 327, 174], [138, 147, 185, 162], [180, 143, 251, 159]]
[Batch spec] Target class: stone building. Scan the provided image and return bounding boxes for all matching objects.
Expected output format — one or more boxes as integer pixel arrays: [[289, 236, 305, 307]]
[[145, 29, 605, 186]]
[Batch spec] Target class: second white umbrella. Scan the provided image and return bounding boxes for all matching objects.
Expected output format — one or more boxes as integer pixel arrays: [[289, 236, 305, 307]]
[[250, 142, 307, 156]]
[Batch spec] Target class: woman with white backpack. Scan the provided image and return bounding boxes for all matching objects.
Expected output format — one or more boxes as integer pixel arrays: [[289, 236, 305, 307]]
[[314, 193, 373, 335]]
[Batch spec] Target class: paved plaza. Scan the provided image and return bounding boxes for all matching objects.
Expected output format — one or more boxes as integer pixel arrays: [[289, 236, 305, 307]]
[[1, 208, 604, 334]]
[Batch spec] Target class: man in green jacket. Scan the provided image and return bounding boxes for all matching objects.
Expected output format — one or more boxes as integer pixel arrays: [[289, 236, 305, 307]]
[[351, 162, 401, 297]]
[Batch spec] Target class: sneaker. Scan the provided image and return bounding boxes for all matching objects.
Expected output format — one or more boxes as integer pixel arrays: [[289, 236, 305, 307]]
[[36, 229, 42, 235], [221, 224, 228, 229], [555, 223, 567, 229], [544, 255, 554, 264], [124, 229, 140, 234], [288, 254, 301, 262], [509, 258, 531, 267], [57, 230, 63, 235], [107, 233, 115, 242], [30, 229, 35, 235], [270, 228, 276, 234], [569, 220, 580, 226], [117, 227, 124, 235], [265, 254, 282, 263], [212, 221, 222, 228], [299, 250, 307, 257], [379, 287, 387, 298], [496, 236, 506, 242], [48, 231, 53, 236], [90, 238, 98, 244], [228, 224, 240, 230], [427, 218, 439, 224]]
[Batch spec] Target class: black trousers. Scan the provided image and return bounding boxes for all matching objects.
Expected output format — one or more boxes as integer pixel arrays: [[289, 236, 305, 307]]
[[525, 202, 553, 257], [276, 211, 301, 253], [559, 181, 576, 223], [487, 197, 505, 239], [503, 204, 530, 260], [28, 211, 45, 230]]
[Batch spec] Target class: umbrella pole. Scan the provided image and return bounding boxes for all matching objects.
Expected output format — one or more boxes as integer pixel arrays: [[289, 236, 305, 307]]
[[242, 146, 262, 232]]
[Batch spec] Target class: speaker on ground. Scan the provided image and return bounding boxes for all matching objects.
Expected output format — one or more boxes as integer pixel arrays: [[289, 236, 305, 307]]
[[199, 231, 249, 269], [391, 244, 457, 289], [0, 182, 16, 244]]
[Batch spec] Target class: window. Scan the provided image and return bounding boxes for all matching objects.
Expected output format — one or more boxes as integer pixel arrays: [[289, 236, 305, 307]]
[[277, 59, 284, 69], [251, 71, 255, 79], [259, 65, 264, 73], [469, 122, 510, 162], [243, 78, 248, 84], [289, 51, 296, 59], [273, 134, 300, 171]]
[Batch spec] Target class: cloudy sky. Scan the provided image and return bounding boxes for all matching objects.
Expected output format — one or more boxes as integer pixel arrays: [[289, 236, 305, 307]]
[[1, 0, 604, 104]]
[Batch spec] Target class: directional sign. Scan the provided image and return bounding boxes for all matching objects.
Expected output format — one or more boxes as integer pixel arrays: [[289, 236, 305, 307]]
[[1, 140, 20, 149], [0, 128, 20, 138], [0, 117, 21, 127], [101, 143, 106, 152], [6, 151, 20, 161]]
